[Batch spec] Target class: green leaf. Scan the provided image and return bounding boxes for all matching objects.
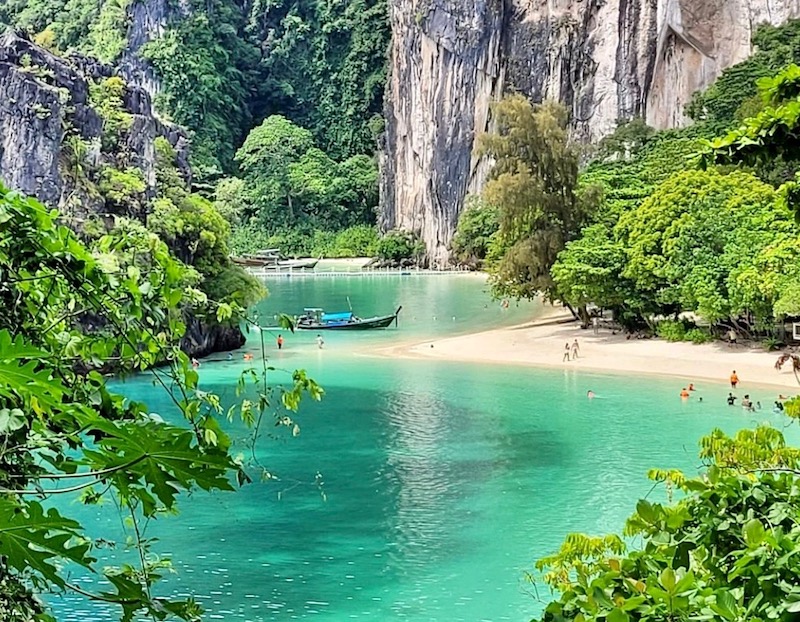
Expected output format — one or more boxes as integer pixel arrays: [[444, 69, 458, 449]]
[[712, 590, 738, 621], [743, 518, 766, 548], [636, 499, 657, 524], [660, 567, 676, 592], [607, 608, 630, 622], [0, 330, 49, 360], [0, 499, 93, 587], [0, 408, 26, 433]]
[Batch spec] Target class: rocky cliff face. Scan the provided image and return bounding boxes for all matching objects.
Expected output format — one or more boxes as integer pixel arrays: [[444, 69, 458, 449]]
[[0, 30, 240, 359], [0, 29, 188, 222], [381, 0, 800, 265], [119, 0, 186, 99]]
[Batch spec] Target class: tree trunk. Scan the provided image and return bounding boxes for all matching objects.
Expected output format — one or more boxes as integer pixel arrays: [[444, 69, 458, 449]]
[[578, 304, 590, 329]]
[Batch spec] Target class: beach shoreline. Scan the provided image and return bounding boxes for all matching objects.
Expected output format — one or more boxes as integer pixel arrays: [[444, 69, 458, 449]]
[[369, 305, 798, 392]]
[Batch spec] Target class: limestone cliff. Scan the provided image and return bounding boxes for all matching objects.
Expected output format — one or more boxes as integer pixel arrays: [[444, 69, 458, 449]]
[[381, 0, 800, 265], [0, 29, 188, 223], [0, 30, 242, 358]]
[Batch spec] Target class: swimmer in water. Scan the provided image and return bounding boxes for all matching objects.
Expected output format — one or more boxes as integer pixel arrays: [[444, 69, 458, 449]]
[[587, 390, 596, 399], [680, 388, 690, 398]]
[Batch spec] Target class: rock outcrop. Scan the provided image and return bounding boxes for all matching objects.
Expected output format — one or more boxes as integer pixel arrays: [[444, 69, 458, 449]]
[[0, 30, 237, 360], [119, 0, 186, 99], [381, 0, 800, 265], [0, 29, 188, 222]]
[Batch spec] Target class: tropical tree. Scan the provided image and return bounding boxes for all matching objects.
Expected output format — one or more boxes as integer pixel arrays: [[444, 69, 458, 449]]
[[235, 115, 315, 225], [476, 96, 599, 301], [616, 169, 786, 325], [551, 224, 637, 325], [702, 64, 800, 214]]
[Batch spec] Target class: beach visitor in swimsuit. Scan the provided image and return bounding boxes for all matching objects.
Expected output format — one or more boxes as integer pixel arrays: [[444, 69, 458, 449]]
[[680, 388, 690, 398], [730, 370, 739, 388], [571, 339, 580, 360], [727, 393, 736, 406], [563, 343, 570, 362]]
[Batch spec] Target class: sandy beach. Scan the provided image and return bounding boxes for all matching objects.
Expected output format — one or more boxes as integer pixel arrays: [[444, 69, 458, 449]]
[[374, 305, 799, 391]]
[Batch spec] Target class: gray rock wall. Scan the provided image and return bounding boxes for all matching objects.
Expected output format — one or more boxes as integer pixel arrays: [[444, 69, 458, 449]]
[[381, 0, 800, 265], [0, 30, 188, 221]]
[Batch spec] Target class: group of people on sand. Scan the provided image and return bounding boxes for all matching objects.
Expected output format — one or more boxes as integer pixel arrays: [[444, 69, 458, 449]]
[[562, 339, 580, 362]]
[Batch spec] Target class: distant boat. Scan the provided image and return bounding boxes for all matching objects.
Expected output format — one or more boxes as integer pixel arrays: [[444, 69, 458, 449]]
[[296, 306, 402, 331], [230, 249, 319, 270]]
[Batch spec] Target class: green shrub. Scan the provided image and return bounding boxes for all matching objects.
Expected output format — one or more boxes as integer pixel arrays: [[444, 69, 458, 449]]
[[451, 196, 499, 265], [98, 166, 146, 212], [376, 229, 425, 262], [309, 230, 337, 257], [230, 224, 380, 259], [203, 265, 265, 308], [762, 336, 783, 351], [89, 77, 133, 150], [656, 320, 687, 342], [685, 328, 714, 344], [330, 225, 378, 257]]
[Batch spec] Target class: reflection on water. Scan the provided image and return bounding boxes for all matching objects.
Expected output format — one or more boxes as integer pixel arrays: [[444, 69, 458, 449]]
[[384, 389, 452, 570]]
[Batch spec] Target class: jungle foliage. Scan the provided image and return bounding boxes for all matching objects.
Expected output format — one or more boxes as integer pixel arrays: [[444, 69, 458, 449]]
[[0, 0, 390, 181], [221, 115, 379, 252], [0, 185, 322, 620], [69, 74, 263, 308]]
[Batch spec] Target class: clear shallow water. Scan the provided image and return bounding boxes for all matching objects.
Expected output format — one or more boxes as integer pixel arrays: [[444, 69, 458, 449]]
[[49, 276, 793, 622]]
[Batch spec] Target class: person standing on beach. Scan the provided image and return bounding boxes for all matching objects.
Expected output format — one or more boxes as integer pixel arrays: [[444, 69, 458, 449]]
[[730, 370, 739, 389], [277, 334, 284, 350], [592, 316, 599, 336], [571, 339, 580, 360], [728, 329, 737, 348], [317, 334, 324, 349], [563, 343, 571, 362]]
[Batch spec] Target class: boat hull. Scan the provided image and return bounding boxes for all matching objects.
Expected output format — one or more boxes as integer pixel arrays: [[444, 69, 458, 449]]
[[296, 307, 402, 331], [297, 314, 398, 331]]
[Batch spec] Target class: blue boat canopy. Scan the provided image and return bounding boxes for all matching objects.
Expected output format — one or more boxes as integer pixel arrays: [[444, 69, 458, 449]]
[[322, 312, 354, 322]]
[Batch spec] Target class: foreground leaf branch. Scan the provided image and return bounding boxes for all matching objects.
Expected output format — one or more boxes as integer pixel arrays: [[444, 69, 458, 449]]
[[0, 185, 321, 621]]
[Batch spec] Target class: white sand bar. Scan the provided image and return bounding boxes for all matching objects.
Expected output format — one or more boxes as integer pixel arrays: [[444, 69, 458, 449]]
[[374, 306, 799, 391]]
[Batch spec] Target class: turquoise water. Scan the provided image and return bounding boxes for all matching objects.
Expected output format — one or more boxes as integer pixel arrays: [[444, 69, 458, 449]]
[[49, 276, 791, 622]]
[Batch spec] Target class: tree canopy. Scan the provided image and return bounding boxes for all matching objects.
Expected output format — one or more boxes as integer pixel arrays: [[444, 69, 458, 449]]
[[228, 115, 378, 236], [476, 96, 599, 301]]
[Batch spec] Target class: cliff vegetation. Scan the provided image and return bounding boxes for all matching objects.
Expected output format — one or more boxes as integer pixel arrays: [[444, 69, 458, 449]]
[[456, 19, 800, 342]]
